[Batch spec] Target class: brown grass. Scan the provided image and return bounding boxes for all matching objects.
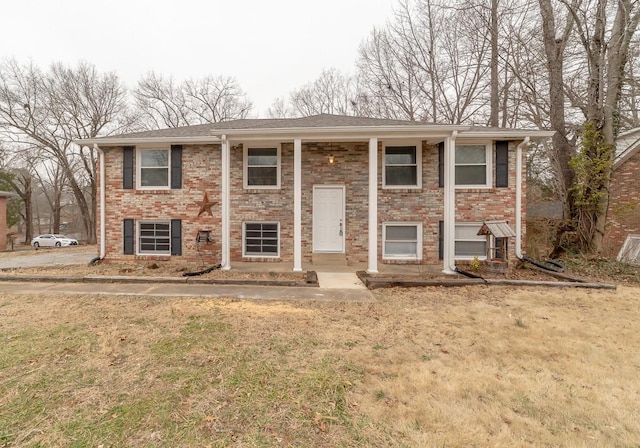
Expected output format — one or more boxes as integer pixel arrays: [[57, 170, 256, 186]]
[[1, 285, 640, 447]]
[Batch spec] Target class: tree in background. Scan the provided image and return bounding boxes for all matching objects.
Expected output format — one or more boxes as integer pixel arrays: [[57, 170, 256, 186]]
[[0, 59, 131, 243], [133, 73, 253, 129]]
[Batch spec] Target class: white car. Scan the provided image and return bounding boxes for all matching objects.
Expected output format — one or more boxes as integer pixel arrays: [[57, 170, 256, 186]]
[[31, 234, 79, 249]]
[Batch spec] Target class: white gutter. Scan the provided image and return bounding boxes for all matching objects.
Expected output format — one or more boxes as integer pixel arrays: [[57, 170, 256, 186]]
[[94, 144, 106, 260], [443, 131, 458, 274], [221, 135, 231, 270], [515, 137, 530, 259]]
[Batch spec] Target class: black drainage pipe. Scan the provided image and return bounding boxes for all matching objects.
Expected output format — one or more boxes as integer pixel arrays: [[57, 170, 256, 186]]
[[182, 263, 222, 277]]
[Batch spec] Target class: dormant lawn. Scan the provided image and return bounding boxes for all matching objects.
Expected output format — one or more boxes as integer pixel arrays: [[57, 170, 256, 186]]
[[1, 284, 639, 447]]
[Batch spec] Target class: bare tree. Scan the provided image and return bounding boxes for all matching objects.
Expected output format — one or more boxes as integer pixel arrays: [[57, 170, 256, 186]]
[[133, 73, 253, 129], [0, 59, 130, 243], [288, 68, 361, 116]]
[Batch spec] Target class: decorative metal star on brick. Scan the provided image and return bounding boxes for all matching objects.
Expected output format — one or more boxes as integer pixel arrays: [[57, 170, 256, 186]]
[[196, 191, 217, 217]]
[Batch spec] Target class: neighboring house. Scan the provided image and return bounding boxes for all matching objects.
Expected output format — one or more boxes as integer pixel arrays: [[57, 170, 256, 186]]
[[77, 114, 553, 273], [605, 128, 640, 256]]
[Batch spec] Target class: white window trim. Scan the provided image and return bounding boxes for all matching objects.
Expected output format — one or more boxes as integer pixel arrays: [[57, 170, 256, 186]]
[[136, 147, 171, 190], [242, 221, 280, 258], [243, 143, 281, 190], [382, 222, 423, 260], [137, 220, 171, 256], [454, 222, 488, 260], [382, 140, 422, 189], [454, 141, 492, 189]]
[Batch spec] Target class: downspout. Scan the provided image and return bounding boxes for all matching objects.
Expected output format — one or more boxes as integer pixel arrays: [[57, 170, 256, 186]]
[[515, 137, 530, 259], [443, 131, 458, 274], [94, 144, 106, 260]]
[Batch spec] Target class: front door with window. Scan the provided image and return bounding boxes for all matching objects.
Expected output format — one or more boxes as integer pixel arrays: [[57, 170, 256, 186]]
[[313, 186, 345, 252]]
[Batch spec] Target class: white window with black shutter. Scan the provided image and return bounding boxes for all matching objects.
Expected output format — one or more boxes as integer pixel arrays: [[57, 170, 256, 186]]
[[383, 141, 422, 188], [454, 142, 492, 188], [243, 222, 279, 257], [126, 145, 182, 190], [123, 219, 182, 256], [243, 144, 281, 189]]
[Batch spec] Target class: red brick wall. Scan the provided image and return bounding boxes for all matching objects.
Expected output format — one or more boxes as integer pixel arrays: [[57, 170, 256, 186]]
[[99, 140, 524, 265], [100, 144, 222, 264], [604, 151, 640, 256]]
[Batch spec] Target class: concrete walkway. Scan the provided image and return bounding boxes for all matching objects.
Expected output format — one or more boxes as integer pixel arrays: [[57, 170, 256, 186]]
[[0, 280, 375, 302]]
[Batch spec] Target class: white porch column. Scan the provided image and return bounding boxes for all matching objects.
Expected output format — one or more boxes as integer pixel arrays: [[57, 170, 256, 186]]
[[293, 138, 302, 272], [221, 136, 231, 270], [368, 137, 379, 273], [443, 131, 457, 274]]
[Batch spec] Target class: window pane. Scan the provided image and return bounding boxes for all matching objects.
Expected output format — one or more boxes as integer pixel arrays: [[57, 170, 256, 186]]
[[455, 166, 486, 185], [385, 241, 418, 256], [141, 149, 169, 167], [141, 168, 169, 187], [455, 225, 482, 239], [138, 221, 171, 254], [248, 148, 277, 166], [455, 241, 486, 257], [455, 145, 486, 164], [386, 225, 417, 241], [385, 146, 416, 165], [385, 166, 417, 186], [248, 167, 277, 186], [244, 222, 279, 256]]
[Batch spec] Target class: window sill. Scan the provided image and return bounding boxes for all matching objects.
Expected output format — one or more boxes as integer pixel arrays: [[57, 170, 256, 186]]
[[242, 256, 281, 261], [243, 189, 281, 194], [134, 189, 172, 194], [134, 254, 172, 261], [382, 187, 423, 193], [455, 188, 496, 193], [382, 258, 423, 264]]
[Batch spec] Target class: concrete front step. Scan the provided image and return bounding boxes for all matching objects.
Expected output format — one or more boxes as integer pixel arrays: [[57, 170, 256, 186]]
[[312, 253, 348, 267]]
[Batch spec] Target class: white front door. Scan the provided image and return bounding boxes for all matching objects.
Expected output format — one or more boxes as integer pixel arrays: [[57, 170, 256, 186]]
[[313, 186, 345, 252]]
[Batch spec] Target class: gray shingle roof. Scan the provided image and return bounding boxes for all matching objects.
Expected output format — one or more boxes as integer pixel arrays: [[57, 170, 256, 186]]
[[106, 114, 432, 140]]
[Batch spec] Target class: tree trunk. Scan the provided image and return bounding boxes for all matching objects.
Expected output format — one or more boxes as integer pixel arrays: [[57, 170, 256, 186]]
[[490, 0, 500, 127], [538, 0, 576, 256]]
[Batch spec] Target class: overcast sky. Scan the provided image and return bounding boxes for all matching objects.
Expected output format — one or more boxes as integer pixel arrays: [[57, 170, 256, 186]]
[[2, 0, 397, 117]]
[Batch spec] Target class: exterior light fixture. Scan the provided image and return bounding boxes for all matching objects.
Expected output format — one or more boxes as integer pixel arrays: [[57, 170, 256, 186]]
[[328, 155, 335, 164]]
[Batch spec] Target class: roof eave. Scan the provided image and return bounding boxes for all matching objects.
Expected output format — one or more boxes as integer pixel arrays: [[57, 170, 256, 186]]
[[458, 130, 555, 139], [76, 135, 222, 146]]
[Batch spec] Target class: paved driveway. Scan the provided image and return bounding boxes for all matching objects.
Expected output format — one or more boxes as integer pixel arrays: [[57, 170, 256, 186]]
[[0, 246, 97, 269]]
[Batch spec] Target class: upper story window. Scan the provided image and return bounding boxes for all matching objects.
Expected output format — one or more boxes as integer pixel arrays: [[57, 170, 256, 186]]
[[383, 142, 422, 188], [138, 148, 170, 188], [455, 143, 491, 188], [244, 144, 280, 189]]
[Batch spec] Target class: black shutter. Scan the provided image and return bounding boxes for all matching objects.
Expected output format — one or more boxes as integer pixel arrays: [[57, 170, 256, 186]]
[[438, 220, 444, 260], [171, 145, 182, 189], [123, 146, 134, 189], [438, 142, 445, 188], [123, 219, 134, 255], [495, 141, 509, 187], [171, 219, 182, 256]]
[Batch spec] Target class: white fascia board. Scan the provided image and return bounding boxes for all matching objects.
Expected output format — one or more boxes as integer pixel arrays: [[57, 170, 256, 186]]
[[458, 130, 555, 140], [75, 135, 222, 146]]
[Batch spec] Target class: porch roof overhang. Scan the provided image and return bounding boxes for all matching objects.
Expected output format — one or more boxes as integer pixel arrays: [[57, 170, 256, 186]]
[[76, 125, 470, 146], [75, 114, 554, 147]]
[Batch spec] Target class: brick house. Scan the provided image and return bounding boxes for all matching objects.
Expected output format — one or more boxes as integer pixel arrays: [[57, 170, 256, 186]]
[[78, 114, 553, 273], [604, 128, 640, 256]]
